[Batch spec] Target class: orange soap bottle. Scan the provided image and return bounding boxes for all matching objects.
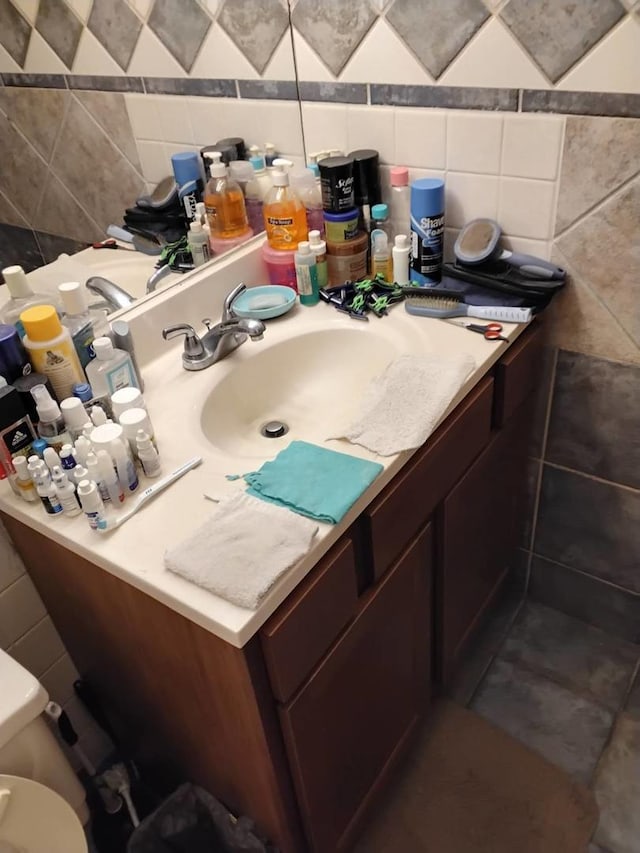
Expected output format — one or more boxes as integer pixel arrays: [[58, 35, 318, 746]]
[[263, 162, 308, 250], [203, 151, 249, 239]]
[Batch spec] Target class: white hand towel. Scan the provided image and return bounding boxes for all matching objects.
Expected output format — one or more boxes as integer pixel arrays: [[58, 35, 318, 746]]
[[330, 353, 475, 457], [164, 493, 318, 610]]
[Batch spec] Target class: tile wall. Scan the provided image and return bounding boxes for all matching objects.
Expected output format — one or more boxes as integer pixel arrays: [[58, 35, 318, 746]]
[[0, 0, 638, 769]]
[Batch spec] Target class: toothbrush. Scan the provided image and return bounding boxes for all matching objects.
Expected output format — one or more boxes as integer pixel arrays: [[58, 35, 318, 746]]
[[97, 456, 202, 532]]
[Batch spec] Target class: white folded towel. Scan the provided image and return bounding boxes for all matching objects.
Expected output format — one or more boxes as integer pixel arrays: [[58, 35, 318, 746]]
[[164, 493, 318, 610], [330, 353, 476, 456]]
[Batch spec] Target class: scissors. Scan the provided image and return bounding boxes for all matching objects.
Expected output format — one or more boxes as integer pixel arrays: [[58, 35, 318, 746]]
[[455, 321, 509, 341]]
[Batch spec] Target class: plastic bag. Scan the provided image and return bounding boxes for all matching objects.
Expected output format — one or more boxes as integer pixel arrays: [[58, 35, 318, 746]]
[[127, 783, 273, 853]]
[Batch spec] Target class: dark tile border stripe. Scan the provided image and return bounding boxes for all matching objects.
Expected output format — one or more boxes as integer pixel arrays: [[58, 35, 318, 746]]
[[1, 73, 67, 89], [297, 81, 367, 104], [1, 75, 639, 117], [370, 84, 518, 111], [238, 79, 298, 100], [66, 75, 144, 93], [522, 89, 640, 119], [142, 77, 236, 97]]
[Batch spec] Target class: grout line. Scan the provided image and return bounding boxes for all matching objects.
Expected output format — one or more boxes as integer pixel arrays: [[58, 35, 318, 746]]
[[5, 612, 49, 649], [529, 549, 640, 597], [37, 649, 68, 684], [554, 166, 640, 241], [543, 460, 640, 494]]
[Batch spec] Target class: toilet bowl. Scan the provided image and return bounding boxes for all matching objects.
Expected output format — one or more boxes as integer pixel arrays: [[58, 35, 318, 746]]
[[0, 648, 88, 852]]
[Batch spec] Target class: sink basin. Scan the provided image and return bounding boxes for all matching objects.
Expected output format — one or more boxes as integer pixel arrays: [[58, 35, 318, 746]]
[[200, 327, 406, 458]]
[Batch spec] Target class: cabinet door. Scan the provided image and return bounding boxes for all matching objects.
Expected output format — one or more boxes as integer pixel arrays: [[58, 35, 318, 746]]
[[279, 524, 432, 853], [438, 409, 529, 682]]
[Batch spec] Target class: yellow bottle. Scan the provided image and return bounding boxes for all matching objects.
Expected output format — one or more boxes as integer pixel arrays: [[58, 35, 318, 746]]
[[263, 164, 308, 250], [20, 305, 85, 401], [203, 151, 249, 239]]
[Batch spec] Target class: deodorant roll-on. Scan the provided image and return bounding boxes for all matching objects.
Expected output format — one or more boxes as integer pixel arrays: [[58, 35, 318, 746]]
[[410, 178, 445, 284]]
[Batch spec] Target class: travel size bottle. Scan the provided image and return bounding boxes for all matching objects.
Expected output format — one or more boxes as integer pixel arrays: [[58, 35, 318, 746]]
[[0, 266, 60, 337], [295, 242, 319, 306], [30, 384, 72, 452], [58, 281, 95, 369]]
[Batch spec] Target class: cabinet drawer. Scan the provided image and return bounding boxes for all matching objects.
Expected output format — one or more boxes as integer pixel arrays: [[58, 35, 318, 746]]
[[364, 376, 493, 580], [493, 320, 543, 427], [261, 537, 358, 704], [279, 525, 432, 853]]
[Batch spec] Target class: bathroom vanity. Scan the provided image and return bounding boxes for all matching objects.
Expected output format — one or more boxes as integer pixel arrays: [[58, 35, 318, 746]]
[[0, 247, 544, 852]]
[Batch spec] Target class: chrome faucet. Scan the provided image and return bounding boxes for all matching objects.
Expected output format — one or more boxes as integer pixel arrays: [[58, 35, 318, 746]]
[[146, 264, 172, 293], [86, 276, 135, 311], [162, 283, 265, 371]]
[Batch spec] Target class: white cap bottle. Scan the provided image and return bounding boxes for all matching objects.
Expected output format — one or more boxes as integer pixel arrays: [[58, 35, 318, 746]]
[[110, 386, 145, 421], [51, 466, 81, 516], [119, 408, 156, 455], [72, 464, 89, 487], [12, 456, 37, 502], [392, 234, 411, 285], [43, 446, 61, 472], [73, 436, 92, 468], [85, 337, 139, 398], [110, 437, 139, 494], [61, 397, 92, 439], [77, 479, 107, 530], [97, 449, 124, 505], [136, 430, 161, 478]]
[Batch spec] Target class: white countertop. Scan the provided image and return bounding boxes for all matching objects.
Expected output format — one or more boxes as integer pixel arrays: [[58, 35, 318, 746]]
[[0, 284, 526, 648]]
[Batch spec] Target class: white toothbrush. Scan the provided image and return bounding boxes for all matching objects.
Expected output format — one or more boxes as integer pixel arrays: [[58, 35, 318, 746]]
[[97, 456, 202, 532]]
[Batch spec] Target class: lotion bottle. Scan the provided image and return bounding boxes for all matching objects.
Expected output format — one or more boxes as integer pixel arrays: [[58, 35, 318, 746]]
[[21, 306, 85, 401], [263, 163, 308, 250], [392, 234, 411, 285], [203, 151, 249, 240]]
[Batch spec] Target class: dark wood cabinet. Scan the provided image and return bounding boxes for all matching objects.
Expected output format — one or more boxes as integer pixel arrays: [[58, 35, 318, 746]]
[[1, 323, 543, 853], [279, 525, 432, 853], [438, 410, 530, 682]]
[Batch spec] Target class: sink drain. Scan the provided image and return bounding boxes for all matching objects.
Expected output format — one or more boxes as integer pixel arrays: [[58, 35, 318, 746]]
[[260, 420, 289, 439]]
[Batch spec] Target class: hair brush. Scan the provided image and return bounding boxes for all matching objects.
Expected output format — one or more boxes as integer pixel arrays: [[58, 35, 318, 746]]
[[404, 290, 532, 323]]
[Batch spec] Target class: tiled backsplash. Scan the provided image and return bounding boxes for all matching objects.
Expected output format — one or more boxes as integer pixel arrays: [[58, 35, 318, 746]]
[[0, 0, 638, 770]]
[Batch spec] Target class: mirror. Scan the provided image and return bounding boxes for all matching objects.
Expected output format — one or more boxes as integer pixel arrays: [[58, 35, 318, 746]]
[[0, 1, 304, 318]]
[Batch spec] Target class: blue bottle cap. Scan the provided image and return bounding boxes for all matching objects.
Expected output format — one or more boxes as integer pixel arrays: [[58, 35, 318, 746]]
[[32, 438, 48, 457], [0, 323, 30, 383], [250, 154, 266, 171], [410, 178, 445, 218], [171, 152, 201, 187], [371, 203, 388, 220], [72, 382, 93, 402]]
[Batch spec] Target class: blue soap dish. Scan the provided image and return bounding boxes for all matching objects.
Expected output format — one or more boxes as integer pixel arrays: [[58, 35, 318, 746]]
[[232, 285, 296, 320]]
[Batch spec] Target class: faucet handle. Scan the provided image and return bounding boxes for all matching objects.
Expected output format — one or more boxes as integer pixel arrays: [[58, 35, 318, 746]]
[[161, 324, 205, 359], [201, 318, 212, 330], [222, 282, 246, 321]]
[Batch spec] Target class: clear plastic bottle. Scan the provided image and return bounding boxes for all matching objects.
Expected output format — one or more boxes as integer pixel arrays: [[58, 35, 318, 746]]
[[263, 164, 308, 250], [203, 151, 249, 240], [0, 266, 60, 337], [58, 281, 95, 369], [291, 169, 324, 236], [86, 337, 139, 397], [295, 242, 319, 306], [371, 231, 393, 282], [389, 166, 411, 238], [308, 230, 328, 291], [187, 221, 211, 267], [30, 385, 72, 452]]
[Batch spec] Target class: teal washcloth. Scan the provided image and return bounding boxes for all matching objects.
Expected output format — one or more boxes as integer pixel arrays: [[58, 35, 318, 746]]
[[244, 440, 383, 524]]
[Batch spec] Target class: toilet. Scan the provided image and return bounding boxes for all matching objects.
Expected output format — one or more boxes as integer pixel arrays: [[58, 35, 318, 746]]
[[0, 648, 89, 852]]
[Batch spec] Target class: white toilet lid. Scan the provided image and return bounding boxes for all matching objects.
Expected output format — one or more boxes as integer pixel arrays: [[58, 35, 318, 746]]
[[0, 775, 87, 853]]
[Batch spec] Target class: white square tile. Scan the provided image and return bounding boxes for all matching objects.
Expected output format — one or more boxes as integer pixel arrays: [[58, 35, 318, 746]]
[[447, 111, 503, 175], [300, 103, 348, 158], [40, 653, 80, 704], [501, 114, 564, 181], [136, 140, 172, 184], [443, 227, 461, 263], [346, 106, 395, 164], [0, 524, 25, 594], [156, 96, 195, 145], [498, 177, 557, 239], [501, 235, 552, 260], [188, 97, 222, 146], [444, 172, 500, 229], [394, 109, 446, 170], [0, 574, 47, 648], [9, 615, 66, 677], [125, 94, 162, 141]]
